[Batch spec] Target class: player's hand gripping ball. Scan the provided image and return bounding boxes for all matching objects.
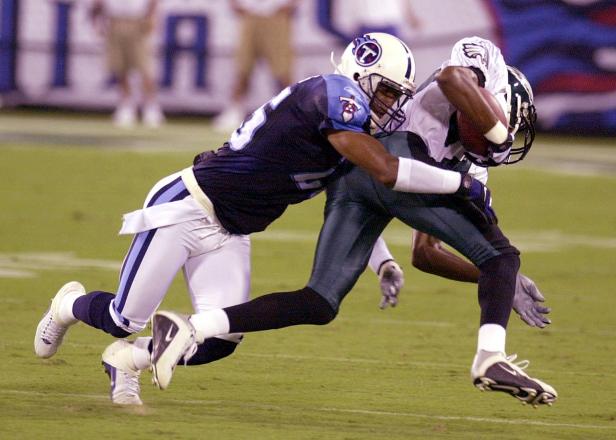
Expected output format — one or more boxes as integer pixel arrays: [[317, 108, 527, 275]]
[[457, 88, 508, 158]]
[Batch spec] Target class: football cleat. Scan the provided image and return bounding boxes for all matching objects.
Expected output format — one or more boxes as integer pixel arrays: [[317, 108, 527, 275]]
[[151, 311, 197, 390], [34, 281, 85, 358], [471, 352, 557, 407], [102, 340, 143, 405]]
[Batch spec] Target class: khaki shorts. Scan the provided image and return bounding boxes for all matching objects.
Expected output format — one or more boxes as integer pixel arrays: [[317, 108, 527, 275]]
[[236, 10, 294, 81], [106, 17, 153, 77]]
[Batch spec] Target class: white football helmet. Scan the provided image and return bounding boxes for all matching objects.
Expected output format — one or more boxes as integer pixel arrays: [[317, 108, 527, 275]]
[[332, 33, 416, 133]]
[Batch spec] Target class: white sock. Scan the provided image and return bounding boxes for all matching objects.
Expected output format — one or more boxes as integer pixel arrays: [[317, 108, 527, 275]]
[[189, 309, 230, 344], [477, 323, 506, 353], [132, 337, 152, 370], [58, 292, 82, 324]]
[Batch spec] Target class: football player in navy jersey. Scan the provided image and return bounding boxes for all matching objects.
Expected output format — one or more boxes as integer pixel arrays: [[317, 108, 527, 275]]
[[150, 38, 557, 407], [34, 33, 499, 405]]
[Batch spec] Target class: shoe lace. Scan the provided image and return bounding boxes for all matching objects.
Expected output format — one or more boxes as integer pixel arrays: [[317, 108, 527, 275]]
[[42, 316, 64, 342], [118, 370, 141, 397], [505, 353, 530, 370]]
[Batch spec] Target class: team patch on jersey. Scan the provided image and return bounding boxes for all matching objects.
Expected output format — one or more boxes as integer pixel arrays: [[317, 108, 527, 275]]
[[339, 95, 360, 122], [462, 42, 488, 67], [353, 35, 382, 67]]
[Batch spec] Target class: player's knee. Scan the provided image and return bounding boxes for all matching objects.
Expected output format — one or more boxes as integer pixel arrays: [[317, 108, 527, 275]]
[[303, 287, 337, 325]]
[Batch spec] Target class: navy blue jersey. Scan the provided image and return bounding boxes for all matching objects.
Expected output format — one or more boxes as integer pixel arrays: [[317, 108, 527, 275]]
[[193, 74, 371, 234]]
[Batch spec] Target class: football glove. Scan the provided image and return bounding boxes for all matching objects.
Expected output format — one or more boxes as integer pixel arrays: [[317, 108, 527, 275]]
[[378, 260, 404, 309], [454, 173, 498, 227], [512, 273, 551, 328]]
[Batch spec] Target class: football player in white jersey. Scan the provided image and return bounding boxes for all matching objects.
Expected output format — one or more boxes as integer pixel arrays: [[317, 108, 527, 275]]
[[367, 37, 547, 328]]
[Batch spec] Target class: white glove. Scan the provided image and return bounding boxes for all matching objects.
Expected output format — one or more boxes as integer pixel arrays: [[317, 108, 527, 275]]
[[378, 260, 404, 309], [513, 273, 551, 328]]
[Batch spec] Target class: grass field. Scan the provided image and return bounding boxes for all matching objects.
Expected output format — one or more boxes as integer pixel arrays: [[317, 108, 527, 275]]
[[1, 111, 615, 439]]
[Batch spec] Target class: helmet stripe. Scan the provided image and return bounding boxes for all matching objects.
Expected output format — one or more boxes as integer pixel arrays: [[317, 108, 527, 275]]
[[405, 57, 412, 80]]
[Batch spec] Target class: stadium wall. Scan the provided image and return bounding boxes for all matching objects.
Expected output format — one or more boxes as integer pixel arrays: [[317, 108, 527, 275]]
[[0, 0, 614, 134]]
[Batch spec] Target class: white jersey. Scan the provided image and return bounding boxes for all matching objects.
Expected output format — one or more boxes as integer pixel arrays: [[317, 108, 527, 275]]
[[400, 36, 508, 176]]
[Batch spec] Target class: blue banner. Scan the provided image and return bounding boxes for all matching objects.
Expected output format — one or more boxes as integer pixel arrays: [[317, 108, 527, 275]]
[[490, 0, 616, 135]]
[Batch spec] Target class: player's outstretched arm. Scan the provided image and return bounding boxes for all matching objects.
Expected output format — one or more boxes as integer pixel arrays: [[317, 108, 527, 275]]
[[412, 231, 479, 282], [412, 231, 550, 328], [369, 236, 405, 309]]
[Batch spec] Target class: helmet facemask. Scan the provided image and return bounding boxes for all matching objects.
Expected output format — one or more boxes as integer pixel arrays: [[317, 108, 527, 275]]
[[504, 66, 537, 164], [358, 73, 414, 134]]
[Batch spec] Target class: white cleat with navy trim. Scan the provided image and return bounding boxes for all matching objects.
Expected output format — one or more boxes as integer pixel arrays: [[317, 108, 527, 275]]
[[102, 340, 143, 405], [34, 281, 85, 358]]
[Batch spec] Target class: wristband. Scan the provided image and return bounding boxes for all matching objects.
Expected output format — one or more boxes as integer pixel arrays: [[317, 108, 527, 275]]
[[393, 157, 462, 194], [483, 121, 508, 144], [377, 259, 395, 276]]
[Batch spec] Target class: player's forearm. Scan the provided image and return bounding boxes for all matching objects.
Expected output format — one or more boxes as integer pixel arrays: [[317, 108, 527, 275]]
[[412, 234, 480, 282], [328, 130, 462, 194], [436, 66, 501, 136]]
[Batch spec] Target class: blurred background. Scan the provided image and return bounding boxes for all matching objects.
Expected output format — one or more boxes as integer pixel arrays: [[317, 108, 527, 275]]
[[0, 0, 615, 135]]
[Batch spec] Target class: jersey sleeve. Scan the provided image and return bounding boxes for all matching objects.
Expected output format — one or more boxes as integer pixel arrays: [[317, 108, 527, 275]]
[[319, 74, 371, 133]]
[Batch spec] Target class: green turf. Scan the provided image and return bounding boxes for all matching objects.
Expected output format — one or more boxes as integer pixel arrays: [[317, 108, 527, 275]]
[[1, 111, 615, 439]]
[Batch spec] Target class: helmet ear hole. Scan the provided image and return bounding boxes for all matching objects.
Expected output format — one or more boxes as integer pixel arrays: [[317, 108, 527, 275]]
[[353, 72, 360, 81]]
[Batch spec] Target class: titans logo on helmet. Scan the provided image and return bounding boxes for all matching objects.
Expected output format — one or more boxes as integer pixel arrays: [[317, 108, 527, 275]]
[[352, 35, 382, 67], [339, 95, 360, 122]]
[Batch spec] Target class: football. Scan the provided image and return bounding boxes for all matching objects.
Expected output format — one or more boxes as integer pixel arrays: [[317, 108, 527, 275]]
[[457, 88, 508, 157]]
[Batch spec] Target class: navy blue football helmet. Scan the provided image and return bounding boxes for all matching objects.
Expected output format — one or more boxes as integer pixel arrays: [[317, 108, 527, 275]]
[[505, 65, 537, 164]]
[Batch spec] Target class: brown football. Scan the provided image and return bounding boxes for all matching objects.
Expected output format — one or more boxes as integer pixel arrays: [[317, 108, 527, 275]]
[[457, 88, 508, 157]]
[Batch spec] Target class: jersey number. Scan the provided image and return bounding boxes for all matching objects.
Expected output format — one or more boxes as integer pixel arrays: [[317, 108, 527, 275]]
[[229, 87, 292, 151]]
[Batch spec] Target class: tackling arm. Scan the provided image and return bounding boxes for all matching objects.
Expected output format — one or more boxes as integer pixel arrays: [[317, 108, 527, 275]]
[[326, 129, 462, 193]]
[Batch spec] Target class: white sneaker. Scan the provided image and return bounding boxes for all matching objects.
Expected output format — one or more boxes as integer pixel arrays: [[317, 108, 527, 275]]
[[102, 340, 143, 405], [212, 106, 244, 134], [151, 311, 197, 390], [142, 104, 165, 128], [112, 104, 136, 128], [34, 281, 85, 358], [471, 351, 558, 407]]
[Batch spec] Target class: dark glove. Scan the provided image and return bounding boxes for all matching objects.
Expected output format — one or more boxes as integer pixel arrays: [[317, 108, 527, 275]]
[[513, 273, 551, 328], [454, 173, 498, 227]]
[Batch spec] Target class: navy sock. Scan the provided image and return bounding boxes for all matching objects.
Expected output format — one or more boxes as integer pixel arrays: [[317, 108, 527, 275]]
[[72, 291, 130, 338]]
